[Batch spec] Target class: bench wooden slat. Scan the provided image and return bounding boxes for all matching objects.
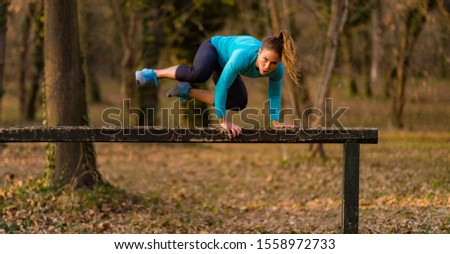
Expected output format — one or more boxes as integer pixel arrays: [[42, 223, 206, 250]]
[[0, 126, 378, 144]]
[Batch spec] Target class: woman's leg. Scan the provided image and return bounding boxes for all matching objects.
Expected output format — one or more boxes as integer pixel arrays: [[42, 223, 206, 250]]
[[212, 67, 248, 111], [165, 72, 247, 109], [189, 89, 215, 105], [163, 40, 218, 104], [175, 40, 218, 83], [154, 40, 218, 82], [177, 73, 248, 108], [154, 65, 179, 79]]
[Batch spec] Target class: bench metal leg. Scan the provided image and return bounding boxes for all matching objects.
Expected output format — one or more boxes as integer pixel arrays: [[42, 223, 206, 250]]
[[342, 143, 360, 233]]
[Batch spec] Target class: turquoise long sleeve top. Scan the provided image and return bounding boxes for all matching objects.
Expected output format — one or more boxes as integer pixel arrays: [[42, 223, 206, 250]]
[[210, 35, 284, 121]]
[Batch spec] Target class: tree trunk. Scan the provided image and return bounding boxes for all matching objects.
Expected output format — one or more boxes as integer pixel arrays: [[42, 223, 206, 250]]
[[438, 0, 450, 26], [268, 0, 281, 33], [392, 28, 408, 129], [44, 0, 101, 188], [392, 0, 434, 128], [362, 30, 372, 98], [437, 0, 449, 78], [341, 29, 359, 97], [268, 0, 315, 159], [311, 0, 348, 158], [79, 1, 101, 103], [0, 0, 9, 124], [26, 1, 43, 121], [370, 0, 381, 88], [110, 0, 138, 123], [19, 6, 31, 120], [268, 0, 314, 122], [138, 2, 162, 126]]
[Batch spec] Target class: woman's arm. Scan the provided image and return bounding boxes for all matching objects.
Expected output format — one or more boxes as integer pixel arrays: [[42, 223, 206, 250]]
[[268, 77, 282, 122], [268, 65, 295, 128], [215, 52, 245, 138], [214, 51, 244, 119]]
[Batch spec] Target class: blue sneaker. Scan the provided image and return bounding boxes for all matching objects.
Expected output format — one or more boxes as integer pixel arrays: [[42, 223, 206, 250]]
[[166, 82, 192, 100], [135, 68, 159, 86]]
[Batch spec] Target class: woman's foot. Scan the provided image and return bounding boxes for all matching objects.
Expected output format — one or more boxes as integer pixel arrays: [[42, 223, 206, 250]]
[[166, 82, 192, 100], [135, 68, 159, 86]]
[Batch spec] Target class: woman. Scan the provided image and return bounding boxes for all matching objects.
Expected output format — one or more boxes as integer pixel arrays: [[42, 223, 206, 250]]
[[135, 30, 298, 138]]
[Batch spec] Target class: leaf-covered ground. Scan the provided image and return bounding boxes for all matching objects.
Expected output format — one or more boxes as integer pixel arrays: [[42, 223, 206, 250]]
[[1, 131, 448, 233]]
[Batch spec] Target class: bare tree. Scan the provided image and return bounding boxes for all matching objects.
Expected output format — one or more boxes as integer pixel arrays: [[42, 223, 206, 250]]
[[437, 0, 450, 78], [16, 1, 44, 121], [44, 0, 101, 188], [0, 0, 9, 124], [339, 0, 374, 98], [138, 1, 163, 126], [79, 1, 102, 103], [370, 0, 382, 87], [438, 0, 450, 26], [110, 0, 139, 123], [26, 1, 43, 121], [267, 0, 313, 124], [18, 4, 31, 120], [265, 0, 314, 160], [312, 0, 348, 157], [391, 0, 435, 128]]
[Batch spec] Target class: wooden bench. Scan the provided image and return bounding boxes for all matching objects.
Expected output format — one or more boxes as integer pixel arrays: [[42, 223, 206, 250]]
[[0, 126, 378, 233]]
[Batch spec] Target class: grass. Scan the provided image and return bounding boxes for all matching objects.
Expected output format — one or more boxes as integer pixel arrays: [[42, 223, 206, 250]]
[[1, 77, 449, 233]]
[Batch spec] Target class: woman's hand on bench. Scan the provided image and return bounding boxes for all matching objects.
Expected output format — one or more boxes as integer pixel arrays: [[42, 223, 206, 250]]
[[218, 118, 242, 139]]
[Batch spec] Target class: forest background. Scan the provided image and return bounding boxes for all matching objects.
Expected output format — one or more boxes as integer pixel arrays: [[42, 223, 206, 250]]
[[0, 0, 449, 233]]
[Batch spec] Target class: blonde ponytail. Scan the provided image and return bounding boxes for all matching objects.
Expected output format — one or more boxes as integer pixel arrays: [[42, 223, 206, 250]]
[[279, 30, 299, 86], [262, 30, 300, 85]]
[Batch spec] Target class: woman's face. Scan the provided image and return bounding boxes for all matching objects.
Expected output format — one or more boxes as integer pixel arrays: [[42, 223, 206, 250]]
[[256, 48, 281, 76]]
